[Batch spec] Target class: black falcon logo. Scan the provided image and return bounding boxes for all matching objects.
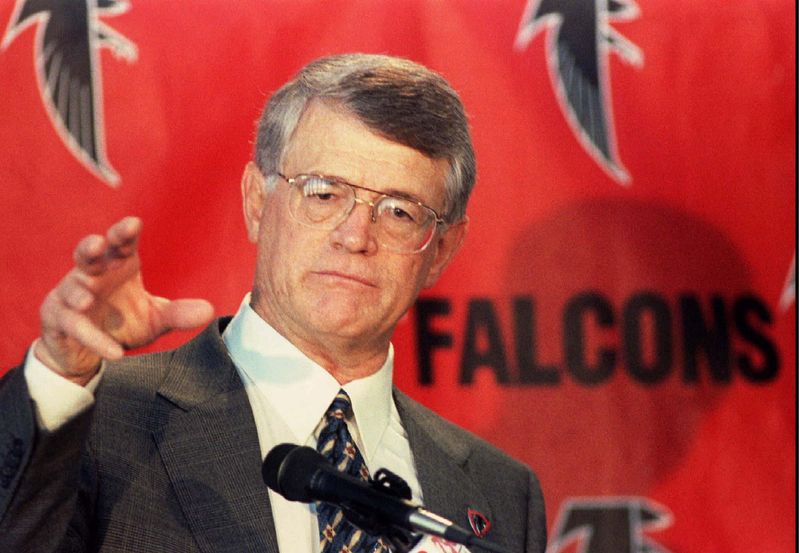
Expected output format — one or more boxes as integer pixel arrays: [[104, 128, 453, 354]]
[[547, 497, 673, 553], [515, 0, 643, 184], [2, 0, 138, 186]]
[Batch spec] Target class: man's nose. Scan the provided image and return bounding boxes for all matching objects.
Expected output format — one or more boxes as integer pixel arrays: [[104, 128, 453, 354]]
[[329, 199, 378, 254]]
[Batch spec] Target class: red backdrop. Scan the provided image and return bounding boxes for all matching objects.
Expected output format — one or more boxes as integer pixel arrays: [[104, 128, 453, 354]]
[[0, 1, 795, 552]]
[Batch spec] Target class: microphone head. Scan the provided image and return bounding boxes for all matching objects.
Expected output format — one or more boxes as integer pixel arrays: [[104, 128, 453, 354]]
[[262, 444, 329, 502], [262, 443, 298, 492]]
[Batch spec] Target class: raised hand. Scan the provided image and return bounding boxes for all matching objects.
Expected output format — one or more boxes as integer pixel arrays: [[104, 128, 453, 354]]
[[34, 217, 214, 385]]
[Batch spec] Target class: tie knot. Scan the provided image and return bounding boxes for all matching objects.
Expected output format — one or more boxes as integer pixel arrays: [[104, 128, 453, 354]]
[[326, 389, 352, 421]]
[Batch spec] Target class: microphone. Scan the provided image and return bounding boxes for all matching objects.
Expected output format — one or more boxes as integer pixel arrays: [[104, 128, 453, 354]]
[[262, 444, 510, 552]]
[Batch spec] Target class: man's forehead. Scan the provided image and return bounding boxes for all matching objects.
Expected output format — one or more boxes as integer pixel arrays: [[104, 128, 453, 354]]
[[288, 100, 392, 150], [282, 101, 448, 200], [285, 100, 442, 165]]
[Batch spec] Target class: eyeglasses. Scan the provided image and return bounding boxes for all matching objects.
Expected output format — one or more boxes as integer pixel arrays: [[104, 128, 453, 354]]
[[274, 173, 446, 253]]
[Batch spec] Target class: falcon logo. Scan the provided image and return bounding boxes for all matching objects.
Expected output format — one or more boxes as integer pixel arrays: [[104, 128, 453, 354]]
[[515, 0, 643, 184], [2, 0, 138, 186], [546, 497, 673, 553]]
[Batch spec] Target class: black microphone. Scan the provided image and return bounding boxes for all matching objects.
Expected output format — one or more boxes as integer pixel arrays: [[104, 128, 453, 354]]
[[262, 444, 509, 552]]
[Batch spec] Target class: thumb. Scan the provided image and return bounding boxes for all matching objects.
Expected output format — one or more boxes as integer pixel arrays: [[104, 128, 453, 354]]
[[158, 298, 215, 332]]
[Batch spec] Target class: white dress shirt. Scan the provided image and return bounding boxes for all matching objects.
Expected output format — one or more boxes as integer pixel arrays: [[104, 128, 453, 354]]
[[23, 295, 423, 553], [24, 342, 103, 431], [223, 297, 422, 553]]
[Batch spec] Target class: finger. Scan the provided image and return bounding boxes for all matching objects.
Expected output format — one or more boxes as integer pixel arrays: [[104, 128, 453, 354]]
[[106, 216, 142, 260], [52, 265, 104, 307], [40, 288, 66, 331], [40, 293, 125, 361], [74, 234, 108, 274], [41, 282, 92, 328], [60, 277, 95, 311], [56, 308, 125, 360], [157, 299, 215, 332]]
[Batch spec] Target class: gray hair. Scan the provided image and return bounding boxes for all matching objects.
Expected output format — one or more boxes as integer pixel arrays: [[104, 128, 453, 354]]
[[253, 53, 476, 223]]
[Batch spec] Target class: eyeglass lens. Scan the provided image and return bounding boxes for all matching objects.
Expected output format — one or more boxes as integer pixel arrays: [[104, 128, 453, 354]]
[[288, 175, 436, 252]]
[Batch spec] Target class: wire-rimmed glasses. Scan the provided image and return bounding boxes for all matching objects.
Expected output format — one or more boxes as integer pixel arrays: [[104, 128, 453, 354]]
[[275, 173, 446, 253]]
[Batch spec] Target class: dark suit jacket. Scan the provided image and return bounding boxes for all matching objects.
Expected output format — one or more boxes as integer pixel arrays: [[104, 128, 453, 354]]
[[0, 318, 546, 552]]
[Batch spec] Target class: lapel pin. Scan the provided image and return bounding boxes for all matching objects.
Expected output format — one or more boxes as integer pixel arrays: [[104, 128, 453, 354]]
[[467, 508, 491, 538]]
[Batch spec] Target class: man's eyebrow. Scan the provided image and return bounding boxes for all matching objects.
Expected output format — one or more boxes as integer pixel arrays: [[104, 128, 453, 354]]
[[381, 188, 429, 205], [311, 172, 433, 207]]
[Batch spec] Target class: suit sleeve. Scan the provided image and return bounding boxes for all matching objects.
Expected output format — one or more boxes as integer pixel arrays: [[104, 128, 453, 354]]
[[0, 364, 95, 552], [526, 469, 548, 553]]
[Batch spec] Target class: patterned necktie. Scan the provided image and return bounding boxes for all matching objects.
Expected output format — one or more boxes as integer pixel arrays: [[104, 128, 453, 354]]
[[315, 389, 389, 553]]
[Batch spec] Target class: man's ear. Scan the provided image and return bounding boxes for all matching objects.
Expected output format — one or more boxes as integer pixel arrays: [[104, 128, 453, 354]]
[[423, 218, 468, 289], [241, 161, 266, 243]]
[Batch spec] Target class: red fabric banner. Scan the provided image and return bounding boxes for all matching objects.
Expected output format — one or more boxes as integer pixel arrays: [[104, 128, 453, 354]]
[[0, 1, 795, 552]]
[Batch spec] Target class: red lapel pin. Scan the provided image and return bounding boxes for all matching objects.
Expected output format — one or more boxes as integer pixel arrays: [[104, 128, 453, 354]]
[[467, 508, 491, 538]]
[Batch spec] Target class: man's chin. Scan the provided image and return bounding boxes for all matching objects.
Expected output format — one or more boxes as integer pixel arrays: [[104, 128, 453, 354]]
[[307, 310, 385, 342], [311, 317, 371, 338]]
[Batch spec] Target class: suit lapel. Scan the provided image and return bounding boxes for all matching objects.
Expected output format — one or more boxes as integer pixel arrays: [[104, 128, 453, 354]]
[[393, 390, 494, 538], [152, 321, 279, 553]]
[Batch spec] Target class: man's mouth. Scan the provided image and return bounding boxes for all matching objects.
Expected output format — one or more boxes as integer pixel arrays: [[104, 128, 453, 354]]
[[312, 271, 377, 288]]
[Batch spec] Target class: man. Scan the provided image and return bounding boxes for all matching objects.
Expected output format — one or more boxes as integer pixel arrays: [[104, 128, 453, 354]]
[[0, 54, 546, 552]]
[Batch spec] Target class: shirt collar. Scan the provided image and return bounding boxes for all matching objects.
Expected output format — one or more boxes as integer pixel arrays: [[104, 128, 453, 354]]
[[223, 295, 394, 465]]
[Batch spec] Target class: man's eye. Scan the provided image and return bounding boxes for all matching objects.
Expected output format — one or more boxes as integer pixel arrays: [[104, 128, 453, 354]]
[[391, 207, 413, 220], [380, 199, 420, 224], [302, 177, 340, 200]]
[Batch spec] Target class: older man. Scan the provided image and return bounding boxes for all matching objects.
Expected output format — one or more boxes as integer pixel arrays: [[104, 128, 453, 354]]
[[0, 54, 546, 552]]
